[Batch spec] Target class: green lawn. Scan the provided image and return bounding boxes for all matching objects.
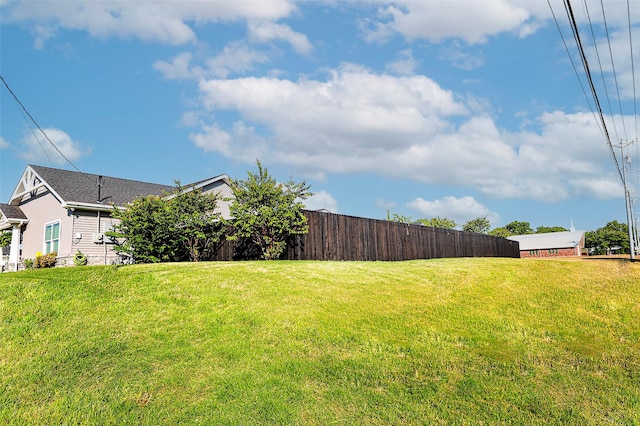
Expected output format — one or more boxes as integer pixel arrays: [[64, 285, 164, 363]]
[[1, 258, 639, 424]]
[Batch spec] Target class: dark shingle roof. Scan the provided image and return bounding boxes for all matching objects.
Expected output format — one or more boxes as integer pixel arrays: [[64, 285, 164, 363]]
[[30, 165, 174, 206], [0, 203, 27, 220]]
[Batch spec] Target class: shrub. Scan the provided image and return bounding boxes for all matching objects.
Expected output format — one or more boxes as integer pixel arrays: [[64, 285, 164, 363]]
[[73, 250, 88, 266], [23, 258, 34, 269], [35, 252, 58, 268], [228, 160, 311, 260]]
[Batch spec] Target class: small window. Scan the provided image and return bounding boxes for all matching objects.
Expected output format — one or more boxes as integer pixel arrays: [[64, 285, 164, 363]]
[[44, 221, 60, 254]]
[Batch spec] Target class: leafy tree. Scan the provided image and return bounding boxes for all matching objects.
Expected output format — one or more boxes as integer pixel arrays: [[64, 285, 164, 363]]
[[488, 227, 511, 238], [168, 183, 225, 262], [0, 231, 11, 248], [462, 216, 491, 234], [387, 213, 413, 224], [109, 195, 174, 263], [585, 220, 629, 255], [228, 161, 311, 260], [535, 226, 568, 234], [109, 183, 226, 263], [417, 216, 456, 229], [504, 220, 533, 236]]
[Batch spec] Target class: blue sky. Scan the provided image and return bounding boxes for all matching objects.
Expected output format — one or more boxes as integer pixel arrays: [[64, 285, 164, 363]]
[[1, 0, 639, 232]]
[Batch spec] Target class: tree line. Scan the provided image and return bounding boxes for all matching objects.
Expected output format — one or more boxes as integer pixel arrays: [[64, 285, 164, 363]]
[[388, 214, 633, 255]]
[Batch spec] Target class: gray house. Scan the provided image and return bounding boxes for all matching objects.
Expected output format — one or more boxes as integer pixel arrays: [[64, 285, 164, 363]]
[[0, 165, 232, 270]]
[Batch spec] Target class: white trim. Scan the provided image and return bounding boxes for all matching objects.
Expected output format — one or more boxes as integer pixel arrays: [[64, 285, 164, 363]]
[[43, 219, 61, 254], [164, 174, 231, 200], [62, 201, 119, 212], [9, 165, 66, 206], [0, 218, 28, 231]]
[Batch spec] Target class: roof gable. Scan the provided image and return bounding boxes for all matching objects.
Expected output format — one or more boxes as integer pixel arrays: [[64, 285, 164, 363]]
[[10, 165, 174, 208]]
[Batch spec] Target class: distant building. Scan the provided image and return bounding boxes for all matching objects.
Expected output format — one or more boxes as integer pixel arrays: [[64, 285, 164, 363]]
[[507, 230, 585, 258]]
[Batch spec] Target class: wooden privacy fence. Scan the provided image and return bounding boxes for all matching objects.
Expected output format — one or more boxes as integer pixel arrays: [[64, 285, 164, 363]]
[[214, 210, 520, 261]]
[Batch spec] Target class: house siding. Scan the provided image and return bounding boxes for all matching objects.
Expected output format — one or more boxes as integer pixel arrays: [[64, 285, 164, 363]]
[[63, 210, 121, 265], [18, 190, 73, 260], [200, 180, 234, 219]]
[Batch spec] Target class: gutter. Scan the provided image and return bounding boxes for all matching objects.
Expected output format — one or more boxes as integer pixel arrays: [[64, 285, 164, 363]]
[[62, 201, 123, 212], [0, 219, 29, 231]]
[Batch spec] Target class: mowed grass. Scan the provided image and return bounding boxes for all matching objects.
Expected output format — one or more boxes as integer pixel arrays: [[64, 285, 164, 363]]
[[1, 258, 639, 424]]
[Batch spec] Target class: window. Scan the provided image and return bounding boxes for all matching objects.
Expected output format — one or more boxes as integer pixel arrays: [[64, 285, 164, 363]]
[[44, 221, 60, 254]]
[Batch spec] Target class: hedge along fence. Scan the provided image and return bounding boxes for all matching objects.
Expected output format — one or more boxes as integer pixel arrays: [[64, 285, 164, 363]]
[[214, 210, 520, 261]]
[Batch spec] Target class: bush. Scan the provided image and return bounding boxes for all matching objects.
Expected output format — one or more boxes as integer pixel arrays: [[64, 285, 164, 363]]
[[23, 258, 34, 269], [73, 250, 88, 266], [35, 252, 57, 268]]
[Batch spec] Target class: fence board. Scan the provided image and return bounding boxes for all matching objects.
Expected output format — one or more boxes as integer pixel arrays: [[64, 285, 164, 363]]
[[214, 210, 520, 261]]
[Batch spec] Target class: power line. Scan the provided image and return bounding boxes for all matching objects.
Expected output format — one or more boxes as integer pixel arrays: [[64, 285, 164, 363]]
[[563, 0, 623, 182], [547, 0, 606, 140], [0, 75, 96, 185], [582, 0, 620, 143], [600, 0, 629, 140], [627, 0, 638, 139]]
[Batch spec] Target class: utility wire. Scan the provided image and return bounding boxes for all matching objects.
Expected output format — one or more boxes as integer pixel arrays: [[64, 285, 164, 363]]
[[628, 0, 638, 140], [582, 0, 620, 143], [601, 0, 628, 140], [0, 75, 96, 186], [564, 0, 623, 182], [547, 0, 606, 140], [17, 105, 54, 164]]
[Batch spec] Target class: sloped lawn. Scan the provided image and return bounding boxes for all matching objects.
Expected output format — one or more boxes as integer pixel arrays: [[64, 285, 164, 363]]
[[1, 258, 639, 424]]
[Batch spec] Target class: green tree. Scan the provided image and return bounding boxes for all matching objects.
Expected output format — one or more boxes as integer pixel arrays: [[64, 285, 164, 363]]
[[585, 220, 629, 255], [109, 195, 174, 263], [168, 183, 225, 262], [504, 221, 533, 236], [0, 231, 11, 248], [109, 183, 226, 263], [387, 213, 413, 224], [488, 227, 511, 238], [535, 226, 568, 233], [462, 216, 491, 234], [228, 161, 311, 260], [417, 216, 456, 229]]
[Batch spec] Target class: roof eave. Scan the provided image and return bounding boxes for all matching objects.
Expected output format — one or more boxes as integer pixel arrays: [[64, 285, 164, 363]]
[[164, 174, 231, 200], [62, 201, 121, 212], [0, 218, 29, 230]]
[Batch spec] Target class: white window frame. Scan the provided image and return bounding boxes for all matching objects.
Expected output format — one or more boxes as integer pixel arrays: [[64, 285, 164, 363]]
[[43, 220, 61, 254]]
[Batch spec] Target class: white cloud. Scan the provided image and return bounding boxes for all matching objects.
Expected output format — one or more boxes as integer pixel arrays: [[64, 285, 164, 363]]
[[206, 42, 270, 78], [304, 190, 338, 213], [31, 24, 56, 50], [438, 43, 485, 70], [407, 195, 499, 225], [187, 65, 622, 203], [361, 1, 640, 46], [3, 0, 297, 46], [248, 21, 312, 55], [366, 0, 531, 44], [0, 136, 9, 149], [385, 49, 418, 75], [19, 128, 89, 164], [154, 43, 270, 81], [154, 52, 202, 80]]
